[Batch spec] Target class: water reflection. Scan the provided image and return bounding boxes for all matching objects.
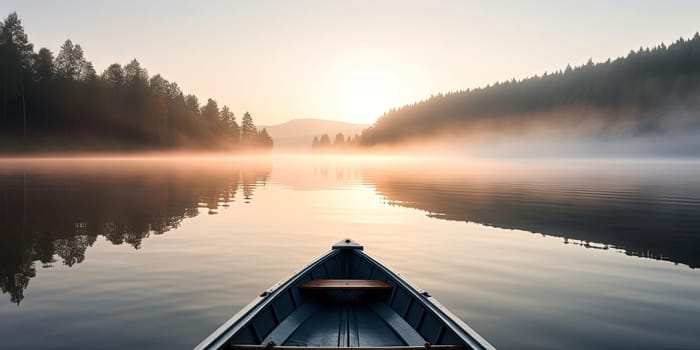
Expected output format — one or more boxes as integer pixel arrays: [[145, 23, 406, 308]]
[[362, 161, 700, 268], [0, 159, 271, 304]]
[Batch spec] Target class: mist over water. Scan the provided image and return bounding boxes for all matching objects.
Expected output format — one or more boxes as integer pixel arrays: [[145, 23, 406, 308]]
[[354, 117, 700, 158], [1, 155, 699, 349]]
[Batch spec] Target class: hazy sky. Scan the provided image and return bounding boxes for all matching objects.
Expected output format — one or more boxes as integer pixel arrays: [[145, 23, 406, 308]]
[[2, 1, 700, 125]]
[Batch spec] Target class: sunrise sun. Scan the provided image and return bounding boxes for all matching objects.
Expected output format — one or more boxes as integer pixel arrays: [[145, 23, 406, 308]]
[[339, 70, 403, 124]]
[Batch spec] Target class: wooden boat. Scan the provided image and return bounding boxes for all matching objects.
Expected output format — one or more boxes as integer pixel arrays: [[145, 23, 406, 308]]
[[195, 239, 495, 350]]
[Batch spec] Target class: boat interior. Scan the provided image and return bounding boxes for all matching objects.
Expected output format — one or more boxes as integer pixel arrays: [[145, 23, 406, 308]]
[[224, 247, 469, 349]]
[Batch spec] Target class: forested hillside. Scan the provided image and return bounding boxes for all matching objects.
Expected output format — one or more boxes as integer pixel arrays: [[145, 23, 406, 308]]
[[360, 34, 700, 149], [0, 13, 272, 152]]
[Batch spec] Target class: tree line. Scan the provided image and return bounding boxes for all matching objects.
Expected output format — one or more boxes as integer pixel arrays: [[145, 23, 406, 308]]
[[0, 12, 272, 152], [311, 132, 359, 151], [358, 32, 700, 146]]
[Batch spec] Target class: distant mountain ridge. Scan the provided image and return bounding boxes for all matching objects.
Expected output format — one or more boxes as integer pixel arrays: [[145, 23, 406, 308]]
[[261, 119, 368, 150]]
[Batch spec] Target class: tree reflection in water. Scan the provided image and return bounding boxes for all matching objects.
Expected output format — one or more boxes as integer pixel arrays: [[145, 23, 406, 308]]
[[0, 159, 271, 304], [363, 162, 700, 269]]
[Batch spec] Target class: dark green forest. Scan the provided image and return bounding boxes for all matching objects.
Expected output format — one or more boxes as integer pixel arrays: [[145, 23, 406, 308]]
[[359, 33, 700, 148], [0, 13, 272, 152]]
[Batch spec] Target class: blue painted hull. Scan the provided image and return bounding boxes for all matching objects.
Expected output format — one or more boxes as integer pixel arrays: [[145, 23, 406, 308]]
[[195, 239, 494, 350]]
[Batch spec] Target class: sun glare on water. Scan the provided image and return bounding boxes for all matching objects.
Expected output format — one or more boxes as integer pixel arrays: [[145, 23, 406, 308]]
[[339, 70, 404, 125]]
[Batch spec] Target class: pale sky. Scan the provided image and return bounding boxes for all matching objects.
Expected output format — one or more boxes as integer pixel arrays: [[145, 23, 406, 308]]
[[2, 0, 700, 125]]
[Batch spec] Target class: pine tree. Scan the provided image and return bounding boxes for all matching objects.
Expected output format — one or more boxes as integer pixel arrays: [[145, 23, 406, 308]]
[[55, 40, 88, 80], [334, 132, 346, 145], [220, 106, 240, 145], [32, 48, 53, 82], [241, 112, 256, 144], [201, 98, 219, 123], [0, 12, 33, 134], [319, 134, 331, 147], [124, 59, 148, 86], [102, 63, 125, 87]]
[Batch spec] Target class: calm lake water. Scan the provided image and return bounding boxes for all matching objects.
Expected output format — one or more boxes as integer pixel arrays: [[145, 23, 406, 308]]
[[1, 155, 699, 349]]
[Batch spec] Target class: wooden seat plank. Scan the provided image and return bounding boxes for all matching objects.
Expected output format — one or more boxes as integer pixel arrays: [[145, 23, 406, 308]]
[[299, 279, 392, 291]]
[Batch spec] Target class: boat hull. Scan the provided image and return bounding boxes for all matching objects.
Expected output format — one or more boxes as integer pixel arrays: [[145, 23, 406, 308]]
[[195, 240, 494, 350]]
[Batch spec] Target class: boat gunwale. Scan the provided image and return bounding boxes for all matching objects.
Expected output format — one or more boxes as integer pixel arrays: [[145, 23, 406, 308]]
[[193, 249, 341, 350], [230, 345, 467, 350], [195, 243, 495, 350], [353, 250, 495, 350]]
